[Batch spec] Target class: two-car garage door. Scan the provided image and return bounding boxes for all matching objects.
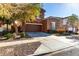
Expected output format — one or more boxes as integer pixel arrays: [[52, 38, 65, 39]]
[[25, 23, 42, 32]]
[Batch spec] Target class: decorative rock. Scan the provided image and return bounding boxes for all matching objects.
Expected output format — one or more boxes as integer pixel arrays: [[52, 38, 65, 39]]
[[0, 42, 41, 56]]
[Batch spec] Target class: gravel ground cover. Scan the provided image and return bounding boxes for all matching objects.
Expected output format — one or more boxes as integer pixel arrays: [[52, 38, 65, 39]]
[[0, 41, 41, 56]]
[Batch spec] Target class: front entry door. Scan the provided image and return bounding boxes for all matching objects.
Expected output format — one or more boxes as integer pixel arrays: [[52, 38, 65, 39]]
[[51, 22, 56, 31]]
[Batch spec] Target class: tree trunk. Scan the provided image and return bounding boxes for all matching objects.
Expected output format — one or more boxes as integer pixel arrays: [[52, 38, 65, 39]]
[[13, 21, 18, 34], [22, 21, 26, 37], [6, 23, 8, 33], [6, 20, 9, 33]]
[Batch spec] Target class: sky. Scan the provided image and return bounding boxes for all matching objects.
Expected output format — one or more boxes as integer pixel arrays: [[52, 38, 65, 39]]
[[43, 3, 79, 18]]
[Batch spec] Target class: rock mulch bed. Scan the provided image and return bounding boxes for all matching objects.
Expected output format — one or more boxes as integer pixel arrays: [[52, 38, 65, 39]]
[[0, 41, 41, 56]]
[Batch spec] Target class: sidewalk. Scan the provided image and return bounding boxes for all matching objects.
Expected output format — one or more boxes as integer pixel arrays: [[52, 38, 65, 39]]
[[0, 38, 42, 48]]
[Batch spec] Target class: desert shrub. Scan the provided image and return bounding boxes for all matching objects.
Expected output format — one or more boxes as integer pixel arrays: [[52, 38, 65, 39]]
[[20, 32, 30, 38], [4, 33, 13, 39], [20, 32, 25, 37], [48, 30, 57, 34]]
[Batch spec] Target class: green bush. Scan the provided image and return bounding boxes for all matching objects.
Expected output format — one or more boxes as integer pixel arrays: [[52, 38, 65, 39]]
[[48, 30, 57, 34], [20, 32, 25, 37], [4, 33, 13, 39], [20, 32, 30, 38]]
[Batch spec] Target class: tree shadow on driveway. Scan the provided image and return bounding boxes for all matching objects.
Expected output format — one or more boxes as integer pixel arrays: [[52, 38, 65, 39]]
[[27, 32, 51, 38]]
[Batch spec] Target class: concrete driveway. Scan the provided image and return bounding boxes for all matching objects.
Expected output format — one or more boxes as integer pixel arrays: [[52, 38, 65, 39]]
[[27, 32, 79, 55]]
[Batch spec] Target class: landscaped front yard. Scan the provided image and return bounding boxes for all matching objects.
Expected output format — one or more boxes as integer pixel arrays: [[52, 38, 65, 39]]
[[0, 41, 41, 56]]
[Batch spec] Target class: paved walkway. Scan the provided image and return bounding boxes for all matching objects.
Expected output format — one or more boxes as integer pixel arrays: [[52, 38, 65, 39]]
[[0, 39, 42, 48]]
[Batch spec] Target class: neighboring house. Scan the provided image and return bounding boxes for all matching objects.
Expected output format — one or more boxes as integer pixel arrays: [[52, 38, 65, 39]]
[[43, 16, 69, 32], [44, 16, 79, 33]]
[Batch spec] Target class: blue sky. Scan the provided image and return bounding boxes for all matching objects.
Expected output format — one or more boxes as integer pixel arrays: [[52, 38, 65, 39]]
[[43, 3, 79, 18]]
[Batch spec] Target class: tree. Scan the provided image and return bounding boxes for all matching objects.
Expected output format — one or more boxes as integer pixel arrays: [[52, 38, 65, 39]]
[[68, 14, 79, 27], [0, 3, 41, 35], [0, 4, 13, 33], [14, 4, 41, 36]]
